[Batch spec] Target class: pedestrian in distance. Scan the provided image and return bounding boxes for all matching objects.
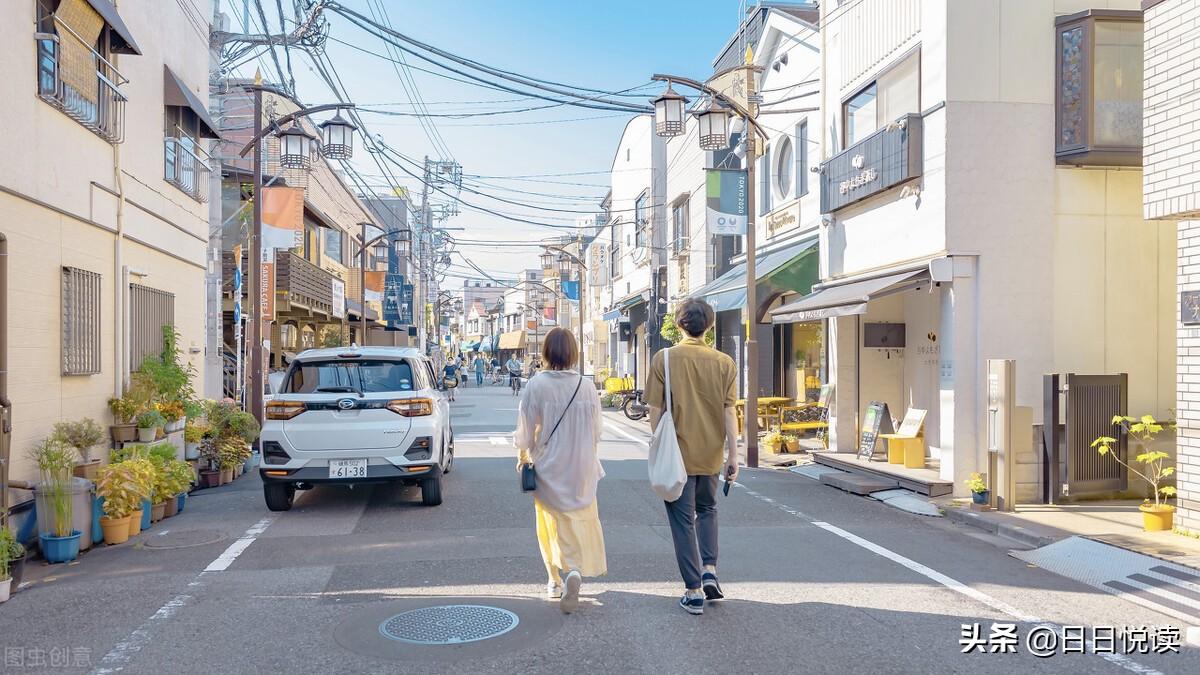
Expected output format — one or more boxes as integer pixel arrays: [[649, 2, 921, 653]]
[[513, 327, 607, 614], [646, 297, 740, 616], [473, 353, 486, 387], [443, 359, 459, 401], [506, 353, 524, 396]]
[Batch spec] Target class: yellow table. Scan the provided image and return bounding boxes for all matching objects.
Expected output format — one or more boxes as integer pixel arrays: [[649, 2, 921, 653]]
[[736, 397, 794, 432], [880, 434, 925, 468]]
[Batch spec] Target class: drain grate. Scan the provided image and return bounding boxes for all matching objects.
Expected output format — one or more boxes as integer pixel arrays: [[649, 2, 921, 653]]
[[378, 605, 519, 645]]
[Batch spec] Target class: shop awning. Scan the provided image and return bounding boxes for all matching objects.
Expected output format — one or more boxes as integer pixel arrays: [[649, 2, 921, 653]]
[[81, 0, 142, 54], [601, 308, 622, 321], [601, 292, 647, 321], [498, 330, 526, 350], [479, 336, 494, 353], [164, 65, 221, 138], [770, 269, 928, 323], [691, 236, 818, 313]]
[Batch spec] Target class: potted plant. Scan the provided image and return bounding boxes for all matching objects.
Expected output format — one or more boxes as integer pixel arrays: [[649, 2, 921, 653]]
[[52, 418, 106, 480], [763, 431, 785, 454], [107, 396, 139, 443], [965, 472, 989, 505], [197, 438, 221, 488], [136, 410, 166, 443], [95, 461, 144, 545], [29, 437, 82, 563], [217, 437, 245, 484], [125, 457, 156, 536], [0, 527, 25, 602], [162, 459, 193, 517], [781, 434, 800, 454], [1092, 415, 1178, 532], [183, 421, 206, 460], [159, 400, 186, 433]]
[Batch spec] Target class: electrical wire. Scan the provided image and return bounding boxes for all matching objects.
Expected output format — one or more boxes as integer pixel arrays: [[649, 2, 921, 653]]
[[275, 0, 296, 93], [253, 0, 289, 92]]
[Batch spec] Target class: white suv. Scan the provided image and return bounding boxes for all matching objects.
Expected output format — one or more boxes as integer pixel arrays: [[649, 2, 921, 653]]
[[259, 346, 456, 511]]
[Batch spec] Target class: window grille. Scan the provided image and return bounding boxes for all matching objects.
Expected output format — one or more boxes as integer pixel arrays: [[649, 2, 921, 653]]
[[129, 283, 174, 369], [62, 266, 101, 375]]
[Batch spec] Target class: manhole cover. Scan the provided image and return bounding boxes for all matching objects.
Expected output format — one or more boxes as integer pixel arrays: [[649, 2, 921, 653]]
[[378, 605, 519, 645], [141, 529, 227, 549]]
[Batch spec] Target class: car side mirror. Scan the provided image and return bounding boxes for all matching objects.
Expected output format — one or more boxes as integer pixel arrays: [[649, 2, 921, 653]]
[[443, 376, 459, 389]]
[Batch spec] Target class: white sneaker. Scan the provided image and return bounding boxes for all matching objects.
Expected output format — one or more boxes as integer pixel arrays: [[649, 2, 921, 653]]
[[560, 570, 582, 614], [546, 581, 562, 599]]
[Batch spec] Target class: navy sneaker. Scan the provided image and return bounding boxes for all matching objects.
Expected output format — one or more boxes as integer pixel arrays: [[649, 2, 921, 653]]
[[679, 592, 704, 615], [701, 572, 724, 601]]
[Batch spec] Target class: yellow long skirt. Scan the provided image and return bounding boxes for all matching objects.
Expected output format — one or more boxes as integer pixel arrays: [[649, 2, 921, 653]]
[[535, 498, 607, 578]]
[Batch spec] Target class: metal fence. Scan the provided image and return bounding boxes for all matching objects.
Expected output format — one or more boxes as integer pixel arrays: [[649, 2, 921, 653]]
[[129, 283, 174, 369], [61, 266, 101, 375], [34, 16, 128, 144]]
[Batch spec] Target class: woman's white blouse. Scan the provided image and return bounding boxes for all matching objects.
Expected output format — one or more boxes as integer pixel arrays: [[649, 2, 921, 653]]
[[513, 370, 604, 512]]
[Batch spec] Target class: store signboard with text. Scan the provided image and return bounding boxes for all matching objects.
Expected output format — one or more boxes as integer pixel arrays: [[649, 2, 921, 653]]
[[821, 114, 923, 213]]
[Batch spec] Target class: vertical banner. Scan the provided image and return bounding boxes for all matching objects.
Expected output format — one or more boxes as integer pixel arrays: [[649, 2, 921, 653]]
[[364, 271, 385, 303], [706, 169, 748, 235], [384, 274, 404, 328], [331, 278, 345, 319], [260, 246, 275, 321], [400, 284, 414, 325], [561, 280, 580, 301], [261, 186, 305, 249]]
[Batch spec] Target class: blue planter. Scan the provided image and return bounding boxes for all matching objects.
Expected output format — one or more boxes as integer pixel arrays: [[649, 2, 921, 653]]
[[39, 531, 82, 564], [92, 496, 105, 544], [971, 490, 990, 505], [141, 499, 153, 531], [176, 492, 187, 514]]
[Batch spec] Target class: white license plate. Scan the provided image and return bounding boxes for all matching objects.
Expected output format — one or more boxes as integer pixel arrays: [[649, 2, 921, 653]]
[[329, 459, 368, 479]]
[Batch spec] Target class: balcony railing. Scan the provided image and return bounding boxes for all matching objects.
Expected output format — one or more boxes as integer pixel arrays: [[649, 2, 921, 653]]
[[276, 251, 336, 317], [35, 21, 127, 143], [165, 135, 211, 202]]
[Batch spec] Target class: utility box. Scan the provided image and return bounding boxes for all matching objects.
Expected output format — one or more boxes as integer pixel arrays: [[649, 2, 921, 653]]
[[986, 359, 1018, 512]]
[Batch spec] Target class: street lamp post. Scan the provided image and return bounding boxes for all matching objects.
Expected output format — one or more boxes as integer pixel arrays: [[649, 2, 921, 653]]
[[236, 80, 355, 426], [544, 244, 588, 375], [651, 65, 763, 468], [353, 225, 411, 347]]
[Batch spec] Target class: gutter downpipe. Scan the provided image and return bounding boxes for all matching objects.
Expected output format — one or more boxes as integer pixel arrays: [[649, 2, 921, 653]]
[[1, 233, 10, 527], [113, 7, 127, 400]]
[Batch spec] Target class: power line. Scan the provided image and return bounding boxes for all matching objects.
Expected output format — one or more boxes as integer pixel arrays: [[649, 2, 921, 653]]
[[252, 0, 289, 92]]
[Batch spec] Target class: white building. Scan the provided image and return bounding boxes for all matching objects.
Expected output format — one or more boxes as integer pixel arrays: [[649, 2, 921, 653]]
[[775, 0, 1172, 499]]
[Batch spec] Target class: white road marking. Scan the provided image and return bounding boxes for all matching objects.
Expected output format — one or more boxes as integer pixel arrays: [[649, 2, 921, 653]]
[[604, 421, 649, 446], [91, 516, 277, 673], [488, 435, 509, 446]]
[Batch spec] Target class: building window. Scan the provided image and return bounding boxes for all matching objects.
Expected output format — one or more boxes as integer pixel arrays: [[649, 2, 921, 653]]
[[324, 228, 344, 265], [634, 191, 649, 248], [774, 136, 793, 201], [795, 121, 809, 197], [758, 147, 772, 216], [164, 106, 209, 202], [610, 220, 623, 278], [1055, 11, 1143, 165], [843, 50, 920, 146], [62, 267, 101, 375], [129, 283, 175, 370], [671, 199, 689, 256]]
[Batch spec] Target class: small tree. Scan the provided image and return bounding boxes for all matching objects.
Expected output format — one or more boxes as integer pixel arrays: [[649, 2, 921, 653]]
[[659, 309, 715, 346], [1091, 415, 1177, 508]]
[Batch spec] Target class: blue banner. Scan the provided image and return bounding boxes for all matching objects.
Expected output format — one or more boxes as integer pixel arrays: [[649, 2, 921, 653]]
[[400, 284, 414, 325], [384, 273, 404, 328], [561, 280, 579, 301]]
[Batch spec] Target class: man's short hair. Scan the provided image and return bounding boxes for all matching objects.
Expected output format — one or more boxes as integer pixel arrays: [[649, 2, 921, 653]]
[[676, 298, 715, 338]]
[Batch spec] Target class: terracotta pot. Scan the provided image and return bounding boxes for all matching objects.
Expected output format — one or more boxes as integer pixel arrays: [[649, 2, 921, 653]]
[[163, 497, 179, 518], [1140, 503, 1175, 532], [128, 508, 144, 536], [73, 459, 102, 481], [111, 424, 137, 443], [100, 515, 132, 545], [199, 470, 220, 488], [783, 438, 800, 454], [220, 468, 234, 484], [151, 501, 167, 522]]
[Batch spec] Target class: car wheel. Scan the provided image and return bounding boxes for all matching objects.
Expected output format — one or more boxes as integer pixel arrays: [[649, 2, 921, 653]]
[[443, 436, 454, 474], [264, 482, 295, 511], [421, 472, 443, 506]]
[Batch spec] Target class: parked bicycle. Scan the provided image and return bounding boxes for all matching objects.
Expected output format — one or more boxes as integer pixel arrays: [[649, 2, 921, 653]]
[[616, 388, 648, 421]]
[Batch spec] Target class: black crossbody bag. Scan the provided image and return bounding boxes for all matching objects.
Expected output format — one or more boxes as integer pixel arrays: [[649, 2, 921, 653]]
[[521, 376, 583, 492]]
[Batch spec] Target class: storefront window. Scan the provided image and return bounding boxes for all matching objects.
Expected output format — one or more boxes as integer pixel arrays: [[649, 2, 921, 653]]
[[788, 320, 826, 402]]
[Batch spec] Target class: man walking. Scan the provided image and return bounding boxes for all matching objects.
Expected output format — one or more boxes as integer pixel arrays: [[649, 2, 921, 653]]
[[646, 298, 739, 616], [473, 353, 486, 387]]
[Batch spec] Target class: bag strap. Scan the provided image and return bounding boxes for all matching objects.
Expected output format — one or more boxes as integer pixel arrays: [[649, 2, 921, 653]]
[[663, 348, 672, 415], [542, 376, 583, 449]]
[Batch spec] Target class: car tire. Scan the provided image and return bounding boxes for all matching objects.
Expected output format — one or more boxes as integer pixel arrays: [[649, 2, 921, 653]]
[[264, 482, 295, 511], [443, 436, 454, 474], [421, 472, 443, 506]]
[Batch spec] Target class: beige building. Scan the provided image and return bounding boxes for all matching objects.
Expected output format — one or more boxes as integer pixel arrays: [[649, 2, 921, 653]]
[[1144, 0, 1200, 530], [0, 0, 216, 484]]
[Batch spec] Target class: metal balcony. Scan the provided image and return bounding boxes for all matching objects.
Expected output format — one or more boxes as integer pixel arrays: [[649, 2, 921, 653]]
[[35, 26, 127, 144], [165, 136, 211, 202]]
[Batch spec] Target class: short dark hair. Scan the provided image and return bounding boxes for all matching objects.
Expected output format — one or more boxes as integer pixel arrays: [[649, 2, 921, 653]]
[[675, 298, 715, 338], [541, 327, 578, 369]]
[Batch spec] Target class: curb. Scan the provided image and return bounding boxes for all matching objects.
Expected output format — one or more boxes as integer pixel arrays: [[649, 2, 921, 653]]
[[943, 506, 1063, 549]]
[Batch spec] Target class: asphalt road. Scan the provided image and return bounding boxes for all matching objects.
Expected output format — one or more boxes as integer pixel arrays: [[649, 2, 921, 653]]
[[2, 382, 1197, 674]]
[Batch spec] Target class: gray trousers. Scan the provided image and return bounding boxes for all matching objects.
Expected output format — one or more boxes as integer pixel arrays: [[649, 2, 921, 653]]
[[664, 474, 719, 590]]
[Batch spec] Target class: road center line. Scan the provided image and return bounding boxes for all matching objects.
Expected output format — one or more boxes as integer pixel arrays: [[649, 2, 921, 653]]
[[92, 516, 277, 674], [604, 421, 649, 446]]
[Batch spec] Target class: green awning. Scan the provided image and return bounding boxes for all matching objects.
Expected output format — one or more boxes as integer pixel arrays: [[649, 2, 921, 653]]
[[691, 236, 819, 312]]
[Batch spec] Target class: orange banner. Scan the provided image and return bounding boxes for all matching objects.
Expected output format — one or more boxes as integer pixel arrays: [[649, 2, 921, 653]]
[[261, 186, 304, 250], [364, 271, 385, 302]]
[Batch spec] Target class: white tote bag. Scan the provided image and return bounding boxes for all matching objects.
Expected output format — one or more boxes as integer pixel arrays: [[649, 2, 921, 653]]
[[648, 348, 687, 502]]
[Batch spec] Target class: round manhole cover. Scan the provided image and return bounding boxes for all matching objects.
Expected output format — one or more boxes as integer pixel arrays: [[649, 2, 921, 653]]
[[141, 529, 227, 549], [378, 605, 519, 645]]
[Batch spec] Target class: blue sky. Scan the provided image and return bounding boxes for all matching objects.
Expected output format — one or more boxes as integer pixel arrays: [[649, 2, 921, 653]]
[[225, 0, 746, 278]]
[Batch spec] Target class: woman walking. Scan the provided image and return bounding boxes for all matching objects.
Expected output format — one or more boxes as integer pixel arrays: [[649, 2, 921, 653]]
[[442, 358, 458, 401], [513, 328, 606, 614]]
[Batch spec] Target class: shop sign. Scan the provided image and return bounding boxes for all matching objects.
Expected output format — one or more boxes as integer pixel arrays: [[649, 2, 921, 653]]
[[331, 279, 345, 319], [857, 401, 894, 460], [1182, 291, 1200, 325], [765, 201, 800, 237], [821, 113, 923, 213]]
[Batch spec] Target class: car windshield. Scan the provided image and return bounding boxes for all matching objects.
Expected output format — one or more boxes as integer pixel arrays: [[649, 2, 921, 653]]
[[283, 359, 415, 394]]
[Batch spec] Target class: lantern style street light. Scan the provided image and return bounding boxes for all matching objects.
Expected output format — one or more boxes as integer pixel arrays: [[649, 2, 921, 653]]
[[318, 113, 357, 160], [697, 97, 733, 151], [276, 122, 318, 169], [652, 83, 688, 137]]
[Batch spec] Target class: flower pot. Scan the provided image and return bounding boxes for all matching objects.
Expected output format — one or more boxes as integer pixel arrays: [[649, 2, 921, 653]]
[[176, 492, 187, 514], [765, 439, 783, 454], [971, 490, 990, 505], [39, 531, 82, 563], [163, 496, 178, 518], [0, 578, 10, 603], [184, 442, 200, 460], [1140, 503, 1175, 532], [111, 424, 137, 443], [199, 470, 220, 489], [10, 554, 27, 590], [220, 468, 234, 484], [155, 427, 166, 440], [100, 515, 132, 545], [151, 501, 167, 523], [137, 427, 157, 442], [783, 438, 800, 454], [73, 459, 102, 481], [128, 509, 144, 536], [140, 499, 153, 531]]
